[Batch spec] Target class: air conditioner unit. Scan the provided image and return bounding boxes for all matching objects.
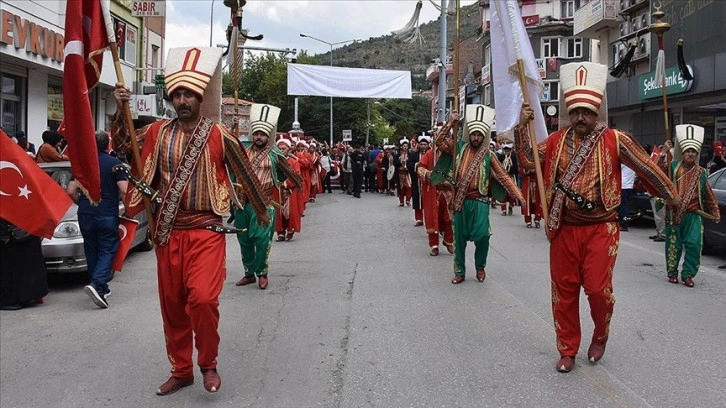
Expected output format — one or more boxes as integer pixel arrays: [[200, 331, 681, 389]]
[[631, 18, 639, 32], [613, 43, 625, 66], [637, 34, 650, 56], [620, 0, 630, 11], [640, 13, 649, 29], [619, 22, 630, 37]]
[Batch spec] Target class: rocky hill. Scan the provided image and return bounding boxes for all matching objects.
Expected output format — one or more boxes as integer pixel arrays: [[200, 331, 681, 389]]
[[311, 2, 482, 90]]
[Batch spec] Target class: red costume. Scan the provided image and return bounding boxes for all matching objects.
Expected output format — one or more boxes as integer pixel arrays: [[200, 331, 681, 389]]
[[416, 149, 453, 252], [275, 156, 303, 238], [295, 149, 313, 214]]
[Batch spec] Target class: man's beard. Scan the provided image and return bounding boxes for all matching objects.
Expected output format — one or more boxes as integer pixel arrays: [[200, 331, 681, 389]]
[[470, 140, 482, 149]]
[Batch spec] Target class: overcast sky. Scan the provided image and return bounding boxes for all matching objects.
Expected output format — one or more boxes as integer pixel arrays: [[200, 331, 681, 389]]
[[165, 0, 476, 59]]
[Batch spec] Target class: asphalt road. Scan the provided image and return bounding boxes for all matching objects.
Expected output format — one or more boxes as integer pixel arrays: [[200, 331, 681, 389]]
[[2, 191, 725, 408]]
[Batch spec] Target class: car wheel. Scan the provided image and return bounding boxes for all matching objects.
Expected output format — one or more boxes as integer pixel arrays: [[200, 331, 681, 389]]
[[136, 237, 154, 252]]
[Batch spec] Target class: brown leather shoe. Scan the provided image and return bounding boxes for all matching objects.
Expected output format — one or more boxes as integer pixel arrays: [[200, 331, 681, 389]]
[[415, 220, 423, 226], [286, 231, 294, 241], [235, 276, 256, 286], [476, 269, 486, 282], [276, 234, 285, 242], [445, 243, 454, 254], [156, 376, 194, 396], [668, 275, 678, 284], [258, 276, 268, 290], [682, 277, 694, 287], [429, 247, 439, 256], [201, 368, 220, 393], [451, 276, 465, 284], [556, 356, 575, 373], [587, 340, 607, 363]]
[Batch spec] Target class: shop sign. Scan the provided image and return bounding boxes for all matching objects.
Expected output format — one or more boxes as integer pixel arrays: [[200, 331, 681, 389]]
[[639, 65, 694, 100], [0, 10, 64, 63], [132, 1, 166, 17]]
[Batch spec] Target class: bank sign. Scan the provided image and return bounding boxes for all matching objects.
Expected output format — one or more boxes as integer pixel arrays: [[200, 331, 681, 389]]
[[639, 65, 693, 100]]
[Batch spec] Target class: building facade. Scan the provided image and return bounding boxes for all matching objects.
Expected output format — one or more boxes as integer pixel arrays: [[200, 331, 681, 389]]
[[575, 0, 725, 160], [0, 0, 166, 148]]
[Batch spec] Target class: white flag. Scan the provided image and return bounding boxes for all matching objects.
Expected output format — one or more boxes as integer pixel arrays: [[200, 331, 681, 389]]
[[490, 0, 548, 142]]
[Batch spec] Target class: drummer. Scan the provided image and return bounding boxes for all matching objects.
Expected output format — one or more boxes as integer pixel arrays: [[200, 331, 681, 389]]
[[381, 145, 397, 196]]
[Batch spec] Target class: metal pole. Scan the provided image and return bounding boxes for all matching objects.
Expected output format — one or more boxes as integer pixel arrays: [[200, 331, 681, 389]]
[[365, 99, 371, 146], [330, 44, 334, 147], [209, 0, 215, 47], [437, 0, 447, 122]]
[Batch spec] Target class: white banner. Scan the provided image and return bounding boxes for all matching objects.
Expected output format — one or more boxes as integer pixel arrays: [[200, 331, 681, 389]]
[[288, 64, 412, 99]]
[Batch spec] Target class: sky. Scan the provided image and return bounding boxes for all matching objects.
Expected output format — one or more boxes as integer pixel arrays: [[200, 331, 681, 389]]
[[164, 0, 475, 59]]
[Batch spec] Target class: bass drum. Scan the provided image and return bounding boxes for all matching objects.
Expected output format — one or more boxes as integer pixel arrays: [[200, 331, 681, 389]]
[[386, 165, 395, 181]]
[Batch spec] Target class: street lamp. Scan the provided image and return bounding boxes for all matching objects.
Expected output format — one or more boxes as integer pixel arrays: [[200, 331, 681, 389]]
[[300, 33, 357, 147], [209, 0, 215, 47]]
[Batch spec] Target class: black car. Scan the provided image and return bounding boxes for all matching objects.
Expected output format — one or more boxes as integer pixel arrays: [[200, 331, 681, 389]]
[[703, 168, 726, 254]]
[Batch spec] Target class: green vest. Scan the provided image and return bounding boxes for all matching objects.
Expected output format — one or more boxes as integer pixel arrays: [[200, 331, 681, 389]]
[[431, 139, 506, 202]]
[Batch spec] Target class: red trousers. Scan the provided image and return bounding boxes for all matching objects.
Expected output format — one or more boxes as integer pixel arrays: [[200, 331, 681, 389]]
[[550, 222, 618, 357], [155, 229, 226, 377], [429, 194, 453, 248], [398, 185, 412, 204], [414, 209, 423, 223]]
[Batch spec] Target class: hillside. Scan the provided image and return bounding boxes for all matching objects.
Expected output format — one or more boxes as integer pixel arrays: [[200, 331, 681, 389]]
[[311, 3, 481, 90]]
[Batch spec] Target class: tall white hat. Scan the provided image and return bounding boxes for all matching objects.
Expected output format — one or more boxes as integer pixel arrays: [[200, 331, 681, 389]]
[[561, 62, 607, 114], [249, 104, 281, 147], [463, 104, 495, 145], [674, 124, 704, 160], [399, 137, 410, 146], [418, 135, 432, 144], [165, 47, 224, 122]]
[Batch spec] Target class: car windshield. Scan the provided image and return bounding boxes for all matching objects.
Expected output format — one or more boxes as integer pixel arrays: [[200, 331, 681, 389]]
[[43, 166, 73, 191]]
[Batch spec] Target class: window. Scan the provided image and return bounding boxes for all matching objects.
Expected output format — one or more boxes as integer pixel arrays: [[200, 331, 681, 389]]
[[561, 0, 583, 19], [564, 37, 583, 58], [541, 81, 559, 102], [542, 37, 560, 58], [484, 84, 492, 106], [0, 74, 23, 135]]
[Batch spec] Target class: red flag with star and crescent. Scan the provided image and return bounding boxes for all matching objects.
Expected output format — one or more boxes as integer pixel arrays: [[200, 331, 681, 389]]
[[0, 130, 74, 239], [61, 0, 111, 203], [111, 216, 139, 273]]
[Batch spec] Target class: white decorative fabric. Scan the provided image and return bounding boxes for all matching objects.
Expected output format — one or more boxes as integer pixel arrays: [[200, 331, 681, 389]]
[[489, 0, 548, 142], [288, 64, 412, 99]]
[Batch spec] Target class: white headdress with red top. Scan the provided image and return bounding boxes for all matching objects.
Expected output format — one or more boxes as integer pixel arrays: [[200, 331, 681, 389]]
[[165, 47, 223, 122], [558, 62, 608, 127]]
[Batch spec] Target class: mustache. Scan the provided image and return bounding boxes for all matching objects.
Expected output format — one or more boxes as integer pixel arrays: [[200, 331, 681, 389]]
[[178, 105, 191, 111]]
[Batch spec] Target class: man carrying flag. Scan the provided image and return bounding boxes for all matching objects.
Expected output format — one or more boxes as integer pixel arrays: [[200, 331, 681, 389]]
[[515, 62, 680, 373], [112, 47, 269, 396]]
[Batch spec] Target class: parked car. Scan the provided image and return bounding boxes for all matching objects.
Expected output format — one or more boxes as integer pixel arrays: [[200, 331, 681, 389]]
[[703, 168, 726, 254], [38, 162, 152, 273], [626, 176, 654, 220]]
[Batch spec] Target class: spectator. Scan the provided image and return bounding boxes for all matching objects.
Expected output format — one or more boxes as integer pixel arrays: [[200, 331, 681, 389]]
[[67, 131, 128, 308], [0, 219, 49, 310], [36, 130, 69, 163]]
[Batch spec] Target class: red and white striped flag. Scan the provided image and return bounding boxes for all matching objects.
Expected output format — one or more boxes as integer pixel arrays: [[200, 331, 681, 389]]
[[61, 0, 112, 203]]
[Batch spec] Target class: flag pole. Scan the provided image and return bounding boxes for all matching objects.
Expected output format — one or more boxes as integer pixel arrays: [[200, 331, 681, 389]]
[[101, 0, 155, 234], [649, 5, 671, 145], [506, 1, 548, 223], [452, 0, 460, 184]]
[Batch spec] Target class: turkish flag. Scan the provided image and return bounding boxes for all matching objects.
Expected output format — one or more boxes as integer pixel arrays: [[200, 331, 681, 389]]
[[0, 130, 74, 239], [61, 0, 111, 203], [111, 216, 139, 272]]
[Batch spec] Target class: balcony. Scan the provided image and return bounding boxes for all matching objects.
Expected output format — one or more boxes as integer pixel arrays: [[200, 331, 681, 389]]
[[426, 63, 454, 82], [573, 0, 621, 38]]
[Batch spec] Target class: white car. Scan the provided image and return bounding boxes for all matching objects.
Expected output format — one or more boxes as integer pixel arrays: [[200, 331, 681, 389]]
[[38, 161, 152, 273]]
